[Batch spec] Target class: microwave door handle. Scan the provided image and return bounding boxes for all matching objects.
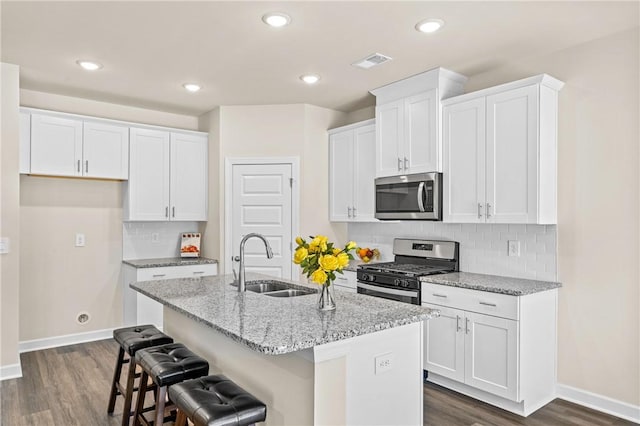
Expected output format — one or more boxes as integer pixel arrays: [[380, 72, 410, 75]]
[[417, 182, 426, 212]]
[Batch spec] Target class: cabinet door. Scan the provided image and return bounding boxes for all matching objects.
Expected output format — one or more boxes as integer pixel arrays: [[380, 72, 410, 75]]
[[19, 112, 30, 174], [442, 98, 486, 223], [127, 128, 170, 221], [169, 133, 208, 221], [353, 124, 376, 221], [375, 100, 404, 177], [486, 85, 538, 223], [329, 130, 354, 221], [83, 121, 129, 179], [405, 90, 439, 173], [464, 312, 518, 401], [30, 113, 83, 177], [423, 303, 465, 382]]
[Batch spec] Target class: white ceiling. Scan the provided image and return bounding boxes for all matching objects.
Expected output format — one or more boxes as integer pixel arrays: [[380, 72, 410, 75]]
[[2, 1, 638, 116]]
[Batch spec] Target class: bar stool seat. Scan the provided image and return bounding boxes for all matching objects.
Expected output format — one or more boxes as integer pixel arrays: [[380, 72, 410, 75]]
[[169, 375, 267, 426], [133, 343, 209, 426], [108, 325, 174, 426]]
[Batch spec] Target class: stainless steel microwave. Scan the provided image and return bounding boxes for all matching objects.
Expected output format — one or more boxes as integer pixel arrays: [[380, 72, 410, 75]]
[[375, 172, 442, 220]]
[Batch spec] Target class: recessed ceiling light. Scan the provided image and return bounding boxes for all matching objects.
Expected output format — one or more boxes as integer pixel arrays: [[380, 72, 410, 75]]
[[76, 60, 103, 71], [300, 74, 320, 85], [183, 83, 201, 92], [415, 18, 445, 33], [262, 12, 291, 28]]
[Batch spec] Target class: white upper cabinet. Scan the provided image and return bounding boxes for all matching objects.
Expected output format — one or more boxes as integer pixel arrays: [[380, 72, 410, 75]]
[[125, 128, 208, 221], [371, 68, 467, 178], [28, 111, 130, 179], [19, 111, 31, 174], [30, 113, 83, 177], [443, 74, 563, 224], [329, 119, 376, 222]]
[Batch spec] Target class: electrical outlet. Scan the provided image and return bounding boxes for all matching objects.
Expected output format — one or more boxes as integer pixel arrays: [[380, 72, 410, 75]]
[[75, 233, 86, 247], [0, 237, 9, 254], [151, 233, 160, 243], [375, 352, 393, 375], [508, 240, 520, 257]]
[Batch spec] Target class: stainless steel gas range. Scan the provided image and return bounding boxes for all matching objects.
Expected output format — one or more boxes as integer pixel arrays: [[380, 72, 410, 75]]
[[357, 239, 459, 305]]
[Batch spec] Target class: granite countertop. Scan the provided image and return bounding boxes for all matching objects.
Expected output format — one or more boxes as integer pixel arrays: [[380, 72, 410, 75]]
[[131, 273, 438, 355], [123, 257, 218, 268], [420, 272, 561, 296]]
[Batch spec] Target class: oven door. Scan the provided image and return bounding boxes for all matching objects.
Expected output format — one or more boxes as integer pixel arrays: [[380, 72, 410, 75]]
[[357, 282, 420, 305], [375, 172, 442, 220]]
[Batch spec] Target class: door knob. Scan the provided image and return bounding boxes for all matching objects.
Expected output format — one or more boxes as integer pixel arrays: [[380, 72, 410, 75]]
[[233, 256, 240, 262]]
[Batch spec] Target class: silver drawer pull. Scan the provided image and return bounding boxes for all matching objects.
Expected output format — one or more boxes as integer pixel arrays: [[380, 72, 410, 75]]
[[152, 274, 166, 278], [193, 271, 205, 275], [432, 293, 448, 298], [479, 301, 497, 307]]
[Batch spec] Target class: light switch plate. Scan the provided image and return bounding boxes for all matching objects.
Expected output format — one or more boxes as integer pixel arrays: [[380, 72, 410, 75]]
[[375, 352, 393, 375], [0, 237, 9, 254], [75, 233, 86, 247], [508, 240, 520, 257]]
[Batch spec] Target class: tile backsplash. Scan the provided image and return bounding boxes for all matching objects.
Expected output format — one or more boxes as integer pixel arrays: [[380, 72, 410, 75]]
[[348, 222, 557, 282], [123, 221, 199, 260]]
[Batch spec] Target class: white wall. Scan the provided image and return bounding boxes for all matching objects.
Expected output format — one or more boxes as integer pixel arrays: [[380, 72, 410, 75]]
[[18, 90, 199, 342]]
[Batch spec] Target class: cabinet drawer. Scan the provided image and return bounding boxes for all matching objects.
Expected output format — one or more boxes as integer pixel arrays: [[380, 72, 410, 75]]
[[422, 283, 519, 320], [136, 264, 218, 281]]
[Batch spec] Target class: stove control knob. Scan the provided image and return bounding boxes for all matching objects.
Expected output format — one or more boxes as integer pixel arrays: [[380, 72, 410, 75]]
[[394, 278, 401, 286], [401, 280, 409, 288], [361, 273, 372, 282]]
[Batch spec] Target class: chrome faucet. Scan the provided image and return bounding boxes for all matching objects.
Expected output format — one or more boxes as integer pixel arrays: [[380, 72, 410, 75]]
[[238, 233, 273, 292]]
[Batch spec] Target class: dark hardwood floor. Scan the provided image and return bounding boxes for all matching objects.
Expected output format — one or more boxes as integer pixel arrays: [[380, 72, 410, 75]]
[[0, 339, 634, 425]]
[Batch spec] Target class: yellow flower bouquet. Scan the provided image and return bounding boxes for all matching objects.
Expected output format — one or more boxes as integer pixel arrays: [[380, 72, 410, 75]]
[[293, 235, 357, 310]]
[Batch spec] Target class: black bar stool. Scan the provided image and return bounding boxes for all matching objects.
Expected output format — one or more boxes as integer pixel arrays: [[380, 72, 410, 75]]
[[107, 325, 174, 426], [133, 343, 210, 426], [169, 375, 267, 426]]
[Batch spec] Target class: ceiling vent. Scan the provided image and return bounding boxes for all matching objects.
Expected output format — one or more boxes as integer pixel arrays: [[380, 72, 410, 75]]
[[352, 53, 393, 70]]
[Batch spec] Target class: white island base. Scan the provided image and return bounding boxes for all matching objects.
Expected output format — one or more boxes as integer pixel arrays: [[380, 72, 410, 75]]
[[164, 307, 424, 426]]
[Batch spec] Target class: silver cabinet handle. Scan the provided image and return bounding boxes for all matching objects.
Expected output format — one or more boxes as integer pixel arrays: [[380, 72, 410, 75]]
[[456, 315, 462, 332], [432, 293, 447, 298], [352, 206, 357, 217], [479, 301, 497, 307], [85, 160, 88, 173], [465, 317, 470, 334], [193, 271, 205, 275], [165, 207, 169, 218], [152, 274, 166, 278], [172, 207, 176, 218], [404, 157, 409, 170], [347, 207, 352, 218], [397, 158, 402, 171], [486, 203, 492, 218], [77, 160, 80, 173], [478, 203, 483, 219], [417, 182, 426, 212]]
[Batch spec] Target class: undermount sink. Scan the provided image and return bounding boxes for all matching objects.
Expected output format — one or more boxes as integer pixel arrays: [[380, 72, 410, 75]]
[[231, 279, 317, 298]]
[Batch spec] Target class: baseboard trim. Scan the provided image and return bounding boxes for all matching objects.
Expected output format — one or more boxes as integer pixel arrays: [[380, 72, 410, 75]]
[[556, 383, 640, 424], [18, 327, 115, 354], [0, 363, 23, 381]]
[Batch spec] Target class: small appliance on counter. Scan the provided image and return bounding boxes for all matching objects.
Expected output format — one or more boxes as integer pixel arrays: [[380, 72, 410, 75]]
[[180, 232, 201, 258], [357, 238, 459, 305]]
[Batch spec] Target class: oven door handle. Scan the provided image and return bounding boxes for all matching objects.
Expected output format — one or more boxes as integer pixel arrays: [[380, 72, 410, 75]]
[[417, 181, 426, 212], [358, 282, 418, 297]]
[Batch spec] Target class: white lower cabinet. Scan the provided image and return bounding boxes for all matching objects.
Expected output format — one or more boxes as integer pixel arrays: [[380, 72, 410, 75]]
[[422, 283, 557, 416], [334, 270, 357, 293], [122, 263, 217, 329]]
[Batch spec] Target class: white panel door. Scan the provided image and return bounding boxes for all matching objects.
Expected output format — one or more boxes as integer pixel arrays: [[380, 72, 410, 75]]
[[19, 111, 30, 174], [375, 100, 404, 177], [231, 163, 293, 279], [30, 113, 83, 177], [82, 121, 129, 179], [405, 89, 439, 173], [353, 124, 376, 221], [170, 132, 208, 221], [443, 98, 486, 223], [329, 130, 354, 221], [423, 304, 465, 382], [464, 312, 518, 401], [128, 128, 170, 221], [486, 85, 538, 223]]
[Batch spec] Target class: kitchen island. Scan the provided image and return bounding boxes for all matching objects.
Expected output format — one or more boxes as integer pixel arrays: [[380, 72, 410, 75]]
[[131, 273, 438, 425]]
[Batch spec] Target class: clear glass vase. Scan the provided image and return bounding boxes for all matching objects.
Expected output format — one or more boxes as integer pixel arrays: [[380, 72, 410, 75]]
[[317, 281, 336, 311]]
